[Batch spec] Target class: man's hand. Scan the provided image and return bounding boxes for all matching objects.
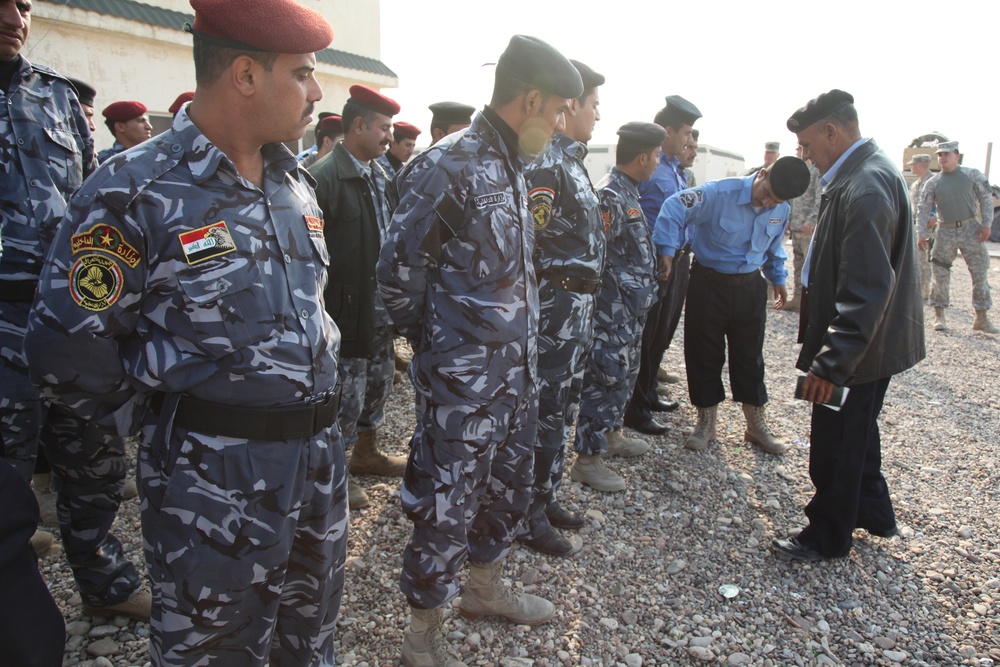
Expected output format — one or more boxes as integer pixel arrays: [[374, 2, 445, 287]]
[[917, 237, 928, 251], [979, 225, 992, 243], [658, 255, 673, 282], [773, 285, 788, 310], [802, 222, 815, 236], [800, 372, 835, 404]]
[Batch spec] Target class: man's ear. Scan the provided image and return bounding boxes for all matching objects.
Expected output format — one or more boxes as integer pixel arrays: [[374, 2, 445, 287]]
[[523, 89, 543, 116], [566, 97, 579, 117], [231, 55, 258, 97]]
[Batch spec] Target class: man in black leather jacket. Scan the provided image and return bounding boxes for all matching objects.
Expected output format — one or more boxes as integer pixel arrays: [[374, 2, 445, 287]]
[[774, 90, 925, 561]]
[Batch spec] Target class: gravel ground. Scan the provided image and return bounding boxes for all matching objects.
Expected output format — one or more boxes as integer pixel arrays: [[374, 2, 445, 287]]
[[39, 245, 1000, 667]]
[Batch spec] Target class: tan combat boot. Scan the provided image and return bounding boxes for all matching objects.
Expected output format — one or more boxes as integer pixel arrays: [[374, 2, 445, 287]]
[[30, 528, 54, 557], [349, 429, 406, 477], [933, 307, 947, 331], [742, 403, 789, 455], [973, 310, 999, 334], [606, 429, 649, 458], [348, 477, 369, 509], [83, 586, 152, 622], [459, 559, 554, 625], [657, 367, 681, 384], [684, 405, 717, 451], [570, 453, 626, 492], [401, 606, 467, 667], [31, 472, 58, 528]]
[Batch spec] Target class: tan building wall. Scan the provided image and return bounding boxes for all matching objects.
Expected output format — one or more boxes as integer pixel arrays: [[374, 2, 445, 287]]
[[28, 0, 395, 152]]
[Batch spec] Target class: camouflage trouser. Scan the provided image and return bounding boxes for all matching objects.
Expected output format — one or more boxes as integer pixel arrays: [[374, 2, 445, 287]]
[[930, 221, 993, 310], [139, 398, 348, 667], [789, 229, 813, 295], [523, 283, 595, 540], [574, 336, 643, 456], [1, 300, 141, 607], [399, 388, 537, 610], [336, 324, 395, 449], [915, 226, 932, 296], [1, 300, 42, 481]]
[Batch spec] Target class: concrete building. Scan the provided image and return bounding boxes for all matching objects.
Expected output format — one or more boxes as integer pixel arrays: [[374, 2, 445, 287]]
[[29, 0, 397, 152]]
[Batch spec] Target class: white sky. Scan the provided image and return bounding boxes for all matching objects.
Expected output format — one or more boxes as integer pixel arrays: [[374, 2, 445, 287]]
[[379, 0, 1000, 177]]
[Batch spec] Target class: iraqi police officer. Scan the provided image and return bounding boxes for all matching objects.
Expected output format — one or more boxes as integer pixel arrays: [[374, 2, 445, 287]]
[[918, 141, 997, 333], [377, 34, 582, 667], [571, 122, 666, 493], [518, 59, 604, 557], [25, 0, 348, 664], [97, 100, 151, 163], [427, 101, 475, 146], [377, 120, 421, 179], [1, 0, 148, 619]]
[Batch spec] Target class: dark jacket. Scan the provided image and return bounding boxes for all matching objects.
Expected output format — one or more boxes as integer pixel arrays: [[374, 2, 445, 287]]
[[797, 139, 925, 386], [309, 142, 397, 359]]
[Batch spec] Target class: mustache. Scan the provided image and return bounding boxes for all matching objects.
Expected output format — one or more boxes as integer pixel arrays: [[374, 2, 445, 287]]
[[301, 104, 315, 121]]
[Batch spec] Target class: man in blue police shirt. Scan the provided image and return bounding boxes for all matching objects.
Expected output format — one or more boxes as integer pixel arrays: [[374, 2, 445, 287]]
[[654, 157, 810, 454]]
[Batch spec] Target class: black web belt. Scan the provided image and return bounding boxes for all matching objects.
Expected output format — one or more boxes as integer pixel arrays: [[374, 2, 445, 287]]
[[541, 267, 601, 294], [155, 389, 341, 440], [692, 262, 760, 287]]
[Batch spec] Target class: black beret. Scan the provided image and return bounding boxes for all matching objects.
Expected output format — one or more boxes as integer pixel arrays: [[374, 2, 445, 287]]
[[616, 121, 666, 153], [66, 77, 96, 107], [429, 101, 476, 126], [496, 35, 583, 99], [768, 156, 812, 201], [655, 94, 702, 128], [569, 59, 605, 91], [786, 89, 854, 132]]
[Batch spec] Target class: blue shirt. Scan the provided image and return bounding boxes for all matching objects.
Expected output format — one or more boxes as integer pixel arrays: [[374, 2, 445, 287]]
[[637, 152, 687, 230], [653, 176, 789, 285]]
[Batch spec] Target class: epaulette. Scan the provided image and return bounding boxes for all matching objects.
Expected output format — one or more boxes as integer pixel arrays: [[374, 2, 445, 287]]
[[93, 136, 184, 214], [29, 61, 71, 84]]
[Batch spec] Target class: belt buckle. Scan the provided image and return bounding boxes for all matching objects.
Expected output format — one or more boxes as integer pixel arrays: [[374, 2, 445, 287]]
[[306, 389, 334, 406]]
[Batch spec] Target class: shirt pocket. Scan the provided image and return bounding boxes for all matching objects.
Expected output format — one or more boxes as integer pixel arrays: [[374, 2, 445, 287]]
[[43, 126, 84, 193], [751, 217, 784, 253], [175, 258, 278, 359]]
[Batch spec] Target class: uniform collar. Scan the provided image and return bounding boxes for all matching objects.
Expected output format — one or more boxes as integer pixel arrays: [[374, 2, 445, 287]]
[[550, 131, 589, 160], [610, 166, 640, 199]]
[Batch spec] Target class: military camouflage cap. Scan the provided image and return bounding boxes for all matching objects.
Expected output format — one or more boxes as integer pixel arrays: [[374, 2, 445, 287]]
[[765, 141, 780, 152], [616, 121, 666, 152], [768, 156, 811, 201], [428, 101, 475, 126], [569, 59, 605, 91], [496, 35, 584, 99], [908, 153, 932, 164], [935, 141, 959, 154], [66, 77, 97, 107], [786, 89, 854, 132]]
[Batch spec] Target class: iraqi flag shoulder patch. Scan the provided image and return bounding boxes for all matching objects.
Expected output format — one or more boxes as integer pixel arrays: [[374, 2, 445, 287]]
[[179, 221, 237, 265]]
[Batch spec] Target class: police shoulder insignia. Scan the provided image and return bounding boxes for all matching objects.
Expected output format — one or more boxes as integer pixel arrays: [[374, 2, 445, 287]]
[[601, 208, 611, 232], [70, 224, 141, 268], [305, 215, 324, 232], [678, 189, 704, 209], [529, 186, 555, 230], [69, 255, 124, 311], [178, 221, 237, 265], [627, 208, 642, 219]]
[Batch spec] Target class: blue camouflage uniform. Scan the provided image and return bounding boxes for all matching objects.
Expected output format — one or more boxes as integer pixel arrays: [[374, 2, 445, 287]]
[[25, 107, 348, 667], [1, 54, 143, 609], [375, 151, 402, 181], [521, 131, 603, 538], [97, 141, 127, 165], [575, 167, 658, 454], [654, 177, 789, 408], [377, 107, 538, 610]]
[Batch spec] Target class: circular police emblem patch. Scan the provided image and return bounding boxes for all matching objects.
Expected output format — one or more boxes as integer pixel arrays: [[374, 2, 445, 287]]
[[528, 186, 556, 231], [69, 255, 124, 311]]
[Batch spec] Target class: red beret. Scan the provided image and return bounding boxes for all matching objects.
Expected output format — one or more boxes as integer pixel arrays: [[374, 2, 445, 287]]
[[169, 91, 194, 115], [393, 121, 421, 141], [102, 101, 147, 122], [348, 85, 400, 117], [320, 115, 343, 133], [188, 0, 333, 54]]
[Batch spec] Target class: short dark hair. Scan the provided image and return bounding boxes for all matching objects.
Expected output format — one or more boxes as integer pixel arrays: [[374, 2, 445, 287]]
[[817, 103, 859, 133], [192, 38, 278, 86], [392, 129, 410, 143], [490, 66, 550, 108], [315, 124, 341, 146], [577, 87, 596, 106], [341, 100, 380, 134], [617, 144, 655, 166], [104, 119, 118, 135], [653, 107, 685, 133], [691, 129, 700, 141]]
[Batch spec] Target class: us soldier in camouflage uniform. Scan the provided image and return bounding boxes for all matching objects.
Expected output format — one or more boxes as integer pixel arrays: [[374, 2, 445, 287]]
[[518, 59, 604, 557], [378, 35, 582, 667], [25, 2, 349, 664], [0, 0, 147, 618], [784, 145, 822, 311], [907, 153, 935, 299], [572, 122, 665, 494], [918, 141, 997, 333]]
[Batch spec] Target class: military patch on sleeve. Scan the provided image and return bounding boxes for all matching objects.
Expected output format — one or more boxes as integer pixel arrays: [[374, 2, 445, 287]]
[[70, 224, 141, 268], [305, 215, 324, 232], [529, 187, 555, 230], [178, 221, 237, 265], [627, 208, 642, 220], [69, 255, 124, 311], [601, 208, 611, 232], [678, 189, 704, 209]]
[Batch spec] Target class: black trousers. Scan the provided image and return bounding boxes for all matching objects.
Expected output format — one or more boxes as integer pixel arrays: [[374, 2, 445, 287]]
[[683, 264, 768, 408], [625, 252, 691, 421], [0, 463, 65, 667], [799, 376, 895, 557]]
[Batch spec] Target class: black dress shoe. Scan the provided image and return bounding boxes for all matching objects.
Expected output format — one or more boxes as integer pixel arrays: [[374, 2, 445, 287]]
[[858, 524, 898, 538], [651, 398, 680, 412], [623, 415, 670, 435], [772, 537, 825, 562], [517, 528, 581, 557], [546, 504, 585, 530]]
